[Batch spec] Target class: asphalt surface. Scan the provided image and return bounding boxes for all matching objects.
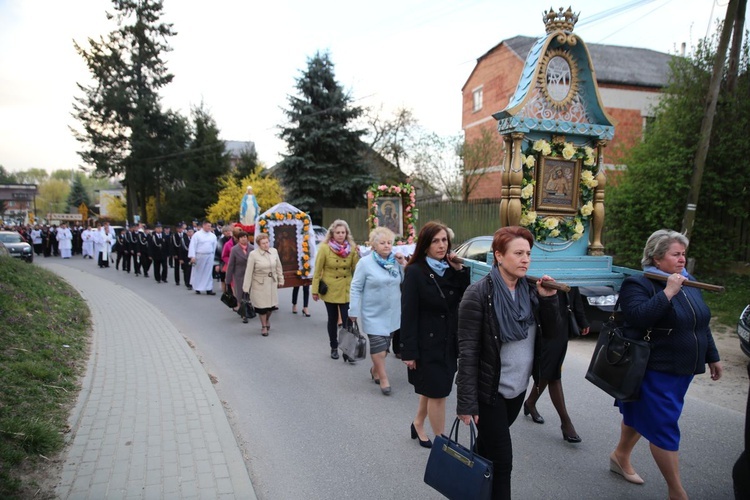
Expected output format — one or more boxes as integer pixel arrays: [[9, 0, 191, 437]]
[[42, 255, 744, 499]]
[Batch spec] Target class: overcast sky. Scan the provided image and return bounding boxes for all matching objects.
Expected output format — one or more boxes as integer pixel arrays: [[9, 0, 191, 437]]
[[0, 0, 729, 175]]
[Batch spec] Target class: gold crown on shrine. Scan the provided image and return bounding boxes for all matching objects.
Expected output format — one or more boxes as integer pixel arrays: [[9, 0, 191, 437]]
[[543, 6, 579, 33]]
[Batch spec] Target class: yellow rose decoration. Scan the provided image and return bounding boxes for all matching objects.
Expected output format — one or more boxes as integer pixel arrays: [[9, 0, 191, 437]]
[[520, 211, 537, 227], [549, 229, 560, 238], [562, 143, 576, 160], [523, 154, 536, 168], [580, 202, 594, 217], [533, 139, 552, 156], [521, 183, 535, 199], [571, 232, 583, 241], [574, 221, 585, 234], [584, 146, 596, 166], [543, 217, 559, 229], [581, 170, 598, 189]]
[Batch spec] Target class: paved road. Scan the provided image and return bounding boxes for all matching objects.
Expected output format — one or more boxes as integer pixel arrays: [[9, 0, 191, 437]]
[[46, 257, 743, 499]]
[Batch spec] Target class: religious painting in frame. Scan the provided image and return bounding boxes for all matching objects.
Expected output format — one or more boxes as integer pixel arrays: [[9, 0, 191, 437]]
[[375, 197, 403, 237], [535, 156, 581, 214]]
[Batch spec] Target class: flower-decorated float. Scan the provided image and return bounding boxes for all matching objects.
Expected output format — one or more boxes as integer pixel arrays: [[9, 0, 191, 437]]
[[364, 183, 418, 257], [254, 202, 316, 288], [461, 6, 641, 332]]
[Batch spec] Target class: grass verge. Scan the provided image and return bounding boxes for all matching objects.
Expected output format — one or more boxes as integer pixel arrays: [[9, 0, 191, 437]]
[[699, 272, 750, 327], [0, 257, 90, 498]]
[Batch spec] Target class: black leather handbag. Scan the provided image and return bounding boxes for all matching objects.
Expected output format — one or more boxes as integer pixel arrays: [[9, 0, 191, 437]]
[[239, 292, 256, 319], [318, 279, 329, 295], [221, 285, 238, 309], [585, 311, 650, 402], [424, 418, 493, 500]]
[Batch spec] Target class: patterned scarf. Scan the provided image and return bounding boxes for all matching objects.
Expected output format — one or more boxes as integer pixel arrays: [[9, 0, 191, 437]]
[[372, 251, 399, 277], [329, 240, 351, 258]]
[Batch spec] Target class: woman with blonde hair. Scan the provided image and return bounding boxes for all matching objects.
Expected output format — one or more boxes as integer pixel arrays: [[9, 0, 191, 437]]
[[312, 219, 360, 360], [243, 232, 284, 336], [349, 227, 406, 395]]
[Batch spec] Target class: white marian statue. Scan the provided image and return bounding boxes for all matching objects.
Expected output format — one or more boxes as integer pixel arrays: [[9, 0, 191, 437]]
[[240, 186, 260, 226]]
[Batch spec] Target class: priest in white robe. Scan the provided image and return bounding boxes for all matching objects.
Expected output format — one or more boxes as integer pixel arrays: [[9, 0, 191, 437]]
[[96, 222, 115, 268], [57, 223, 73, 259], [188, 220, 218, 294]]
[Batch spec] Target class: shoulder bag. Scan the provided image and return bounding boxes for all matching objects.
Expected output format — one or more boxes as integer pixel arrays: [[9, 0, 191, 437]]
[[585, 300, 650, 402], [337, 320, 367, 361], [566, 293, 581, 338], [424, 417, 493, 500]]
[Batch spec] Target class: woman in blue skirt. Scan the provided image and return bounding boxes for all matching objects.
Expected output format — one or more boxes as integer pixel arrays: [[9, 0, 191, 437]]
[[610, 229, 723, 500]]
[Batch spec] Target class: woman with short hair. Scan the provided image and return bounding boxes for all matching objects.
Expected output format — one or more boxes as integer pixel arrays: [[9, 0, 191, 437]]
[[242, 232, 283, 336], [312, 219, 360, 360], [226, 231, 254, 322], [349, 227, 406, 395], [609, 229, 722, 499]]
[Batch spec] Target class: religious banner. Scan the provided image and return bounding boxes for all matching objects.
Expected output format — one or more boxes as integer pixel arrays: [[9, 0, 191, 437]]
[[254, 202, 316, 288]]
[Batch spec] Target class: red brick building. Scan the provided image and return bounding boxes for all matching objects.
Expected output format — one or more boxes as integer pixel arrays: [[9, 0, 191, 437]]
[[462, 35, 673, 201]]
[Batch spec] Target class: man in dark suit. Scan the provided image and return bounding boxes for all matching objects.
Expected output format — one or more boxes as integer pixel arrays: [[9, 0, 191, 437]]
[[126, 225, 139, 275], [180, 227, 194, 290], [137, 225, 151, 278], [149, 223, 169, 283], [171, 223, 185, 286]]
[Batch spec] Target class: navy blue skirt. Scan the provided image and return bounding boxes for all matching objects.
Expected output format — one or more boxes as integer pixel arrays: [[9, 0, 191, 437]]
[[616, 369, 693, 451]]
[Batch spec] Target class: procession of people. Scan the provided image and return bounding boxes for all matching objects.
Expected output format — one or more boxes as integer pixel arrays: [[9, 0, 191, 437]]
[[1, 214, 725, 500]]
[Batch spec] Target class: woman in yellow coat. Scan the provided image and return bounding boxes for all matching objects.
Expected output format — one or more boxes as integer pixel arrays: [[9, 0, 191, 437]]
[[312, 219, 360, 360], [243, 233, 284, 336]]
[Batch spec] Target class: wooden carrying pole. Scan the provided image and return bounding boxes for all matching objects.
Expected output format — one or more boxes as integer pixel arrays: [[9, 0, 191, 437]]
[[448, 255, 571, 292], [643, 272, 725, 293]]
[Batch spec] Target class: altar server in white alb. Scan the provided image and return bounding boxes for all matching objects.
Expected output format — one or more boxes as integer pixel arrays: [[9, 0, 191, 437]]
[[188, 220, 218, 295], [57, 223, 73, 259], [82, 226, 95, 259], [96, 222, 116, 268]]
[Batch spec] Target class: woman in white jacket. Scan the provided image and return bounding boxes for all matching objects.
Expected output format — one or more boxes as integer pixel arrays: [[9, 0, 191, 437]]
[[349, 227, 406, 395]]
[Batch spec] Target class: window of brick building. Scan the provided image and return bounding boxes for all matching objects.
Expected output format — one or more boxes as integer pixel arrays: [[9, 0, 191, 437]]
[[472, 86, 483, 112]]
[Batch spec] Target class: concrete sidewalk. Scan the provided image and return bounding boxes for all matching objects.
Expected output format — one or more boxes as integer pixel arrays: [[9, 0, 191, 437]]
[[44, 263, 256, 499]]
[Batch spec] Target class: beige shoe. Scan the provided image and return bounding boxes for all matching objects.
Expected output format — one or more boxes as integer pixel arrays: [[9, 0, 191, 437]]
[[609, 453, 644, 485]]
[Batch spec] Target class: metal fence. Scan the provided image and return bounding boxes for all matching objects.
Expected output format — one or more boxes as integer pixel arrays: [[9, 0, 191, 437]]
[[323, 201, 503, 245]]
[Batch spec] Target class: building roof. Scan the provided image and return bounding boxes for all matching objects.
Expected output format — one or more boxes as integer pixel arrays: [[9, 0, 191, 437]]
[[469, 35, 674, 90], [224, 140, 256, 157]]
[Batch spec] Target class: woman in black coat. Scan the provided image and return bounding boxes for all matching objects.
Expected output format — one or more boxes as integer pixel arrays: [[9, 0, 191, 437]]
[[457, 226, 561, 500], [400, 221, 469, 448], [523, 286, 589, 442]]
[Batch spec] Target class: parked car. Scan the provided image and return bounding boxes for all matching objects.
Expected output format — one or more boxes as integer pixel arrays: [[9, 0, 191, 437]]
[[453, 234, 616, 333], [733, 304, 750, 497], [312, 225, 327, 245], [738, 304, 750, 357], [0, 230, 33, 263]]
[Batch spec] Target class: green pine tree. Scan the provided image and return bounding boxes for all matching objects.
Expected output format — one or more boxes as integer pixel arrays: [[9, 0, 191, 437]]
[[277, 51, 373, 222], [72, 0, 176, 224], [67, 174, 91, 208]]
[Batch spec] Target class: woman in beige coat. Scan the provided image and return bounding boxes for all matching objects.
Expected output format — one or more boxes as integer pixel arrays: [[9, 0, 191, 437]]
[[243, 233, 284, 336]]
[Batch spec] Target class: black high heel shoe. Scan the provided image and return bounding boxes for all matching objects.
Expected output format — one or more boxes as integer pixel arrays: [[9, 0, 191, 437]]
[[411, 423, 432, 448], [562, 426, 581, 443], [302, 308, 310, 317], [523, 403, 545, 424]]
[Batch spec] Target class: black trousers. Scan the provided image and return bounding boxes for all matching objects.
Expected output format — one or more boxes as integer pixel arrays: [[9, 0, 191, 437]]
[[173, 259, 182, 284], [122, 251, 131, 272], [477, 394, 525, 500], [323, 301, 348, 349], [140, 256, 151, 276], [182, 261, 192, 287], [132, 252, 141, 274], [98, 252, 109, 268], [153, 257, 168, 282], [292, 285, 310, 307]]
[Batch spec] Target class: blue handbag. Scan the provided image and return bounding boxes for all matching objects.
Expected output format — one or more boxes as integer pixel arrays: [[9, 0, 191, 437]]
[[424, 417, 493, 500]]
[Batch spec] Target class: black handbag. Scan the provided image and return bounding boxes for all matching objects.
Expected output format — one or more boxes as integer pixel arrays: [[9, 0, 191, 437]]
[[337, 320, 367, 361], [239, 292, 257, 319], [585, 308, 650, 402], [221, 285, 238, 309], [318, 279, 329, 295], [424, 418, 493, 500]]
